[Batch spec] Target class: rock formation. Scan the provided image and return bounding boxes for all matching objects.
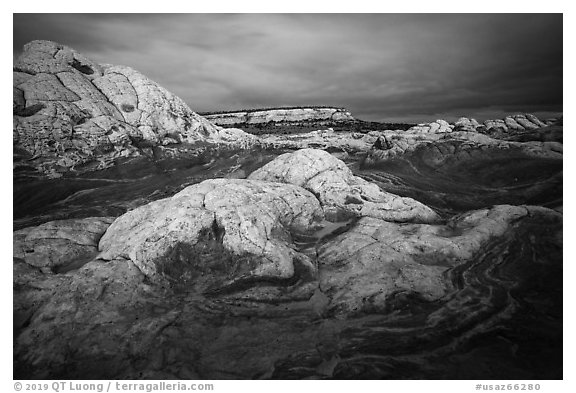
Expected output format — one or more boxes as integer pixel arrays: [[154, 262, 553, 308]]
[[318, 205, 561, 314], [248, 149, 439, 223], [405, 119, 452, 133], [13, 40, 256, 178], [454, 117, 481, 132], [14, 217, 115, 272], [13, 148, 562, 378], [404, 114, 552, 135], [12, 39, 563, 380], [98, 178, 324, 300], [202, 107, 355, 126]]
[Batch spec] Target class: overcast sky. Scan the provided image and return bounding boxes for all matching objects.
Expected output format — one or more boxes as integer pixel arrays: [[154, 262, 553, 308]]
[[13, 14, 563, 123]]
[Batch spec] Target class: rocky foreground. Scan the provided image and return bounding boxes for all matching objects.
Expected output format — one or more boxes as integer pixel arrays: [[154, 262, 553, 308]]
[[13, 41, 562, 379]]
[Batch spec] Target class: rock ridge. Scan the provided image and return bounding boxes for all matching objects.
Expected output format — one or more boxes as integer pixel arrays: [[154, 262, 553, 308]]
[[202, 107, 355, 126]]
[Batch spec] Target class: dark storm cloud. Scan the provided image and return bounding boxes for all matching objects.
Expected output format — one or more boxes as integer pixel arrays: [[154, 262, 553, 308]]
[[13, 13, 562, 122]]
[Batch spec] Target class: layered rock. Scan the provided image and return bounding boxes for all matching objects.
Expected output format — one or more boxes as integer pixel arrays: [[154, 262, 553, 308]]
[[403, 114, 552, 135], [14, 217, 115, 272], [13, 40, 256, 178], [363, 129, 563, 164], [318, 205, 561, 314], [248, 148, 439, 223], [454, 117, 481, 132], [98, 178, 325, 299], [405, 119, 452, 133], [13, 149, 563, 378], [202, 107, 354, 126], [469, 114, 548, 133]]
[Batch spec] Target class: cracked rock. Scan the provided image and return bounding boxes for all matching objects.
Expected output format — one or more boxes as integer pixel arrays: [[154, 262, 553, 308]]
[[98, 178, 325, 299], [249, 148, 439, 223]]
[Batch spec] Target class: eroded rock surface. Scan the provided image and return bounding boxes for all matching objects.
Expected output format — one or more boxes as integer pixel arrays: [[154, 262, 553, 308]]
[[318, 205, 562, 314], [13, 154, 563, 379], [14, 217, 115, 272], [202, 107, 354, 126], [98, 178, 324, 299], [12, 43, 563, 381], [13, 40, 256, 178], [249, 149, 439, 223], [406, 119, 452, 134]]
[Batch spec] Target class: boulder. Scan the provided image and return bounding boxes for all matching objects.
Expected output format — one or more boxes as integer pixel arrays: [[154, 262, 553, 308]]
[[248, 148, 439, 223], [98, 178, 324, 299]]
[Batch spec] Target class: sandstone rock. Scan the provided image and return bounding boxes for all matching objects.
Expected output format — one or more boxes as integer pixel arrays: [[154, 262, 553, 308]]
[[248, 149, 439, 223], [525, 114, 547, 128], [13, 40, 256, 178], [363, 127, 562, 167], [202, 107, 354, 126], [504, 116, 525, 131], [318, 205, 562, 314], [14, 40, 104, 78], [373, 136, 393, 150], [406, 119, 451, 134], [454, 117, 480, 132], [14, 217, 115, 272], [98, 178, 324, 298], [484, 118, 508, 131], [13, 256, 153, 378], [513, 114, 539, 130]]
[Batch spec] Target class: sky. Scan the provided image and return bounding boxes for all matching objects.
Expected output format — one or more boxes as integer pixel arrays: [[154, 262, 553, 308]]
[[13, 13, 563, 123]]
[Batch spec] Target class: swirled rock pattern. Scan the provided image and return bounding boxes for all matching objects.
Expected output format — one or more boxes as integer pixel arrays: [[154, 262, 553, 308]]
[[13, 181, 562, 379], [12, 41, 563, 381], [360, 130, 562, 215], [318, 205, 561, 314]]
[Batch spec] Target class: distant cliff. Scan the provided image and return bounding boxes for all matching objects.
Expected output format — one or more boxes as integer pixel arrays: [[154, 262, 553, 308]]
[[200, 106, 355, 126]]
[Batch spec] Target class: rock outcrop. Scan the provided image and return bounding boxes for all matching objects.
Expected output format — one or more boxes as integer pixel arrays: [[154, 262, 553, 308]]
[[405, 119, 452, 133], [13, 146, 563, 378], [362, 129, 562, 165], [403, 114, 552, 136], [98, 178, 324, 299], [454, 117, 481, 132], [12, 40, 563, 381], [13, 40, 256, 178], [248, 149, 439, 223], [202, 107, 355, 127], [456, 114, 550, 133], [318, 205, 562, 314], [14, 217, 115, 272]]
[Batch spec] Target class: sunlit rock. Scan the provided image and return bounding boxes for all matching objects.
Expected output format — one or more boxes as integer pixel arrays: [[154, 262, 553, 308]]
[[249, 148, 439, 223]]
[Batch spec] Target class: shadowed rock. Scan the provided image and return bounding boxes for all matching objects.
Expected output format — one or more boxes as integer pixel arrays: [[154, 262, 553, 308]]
[[14, 217, 115, 272]]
